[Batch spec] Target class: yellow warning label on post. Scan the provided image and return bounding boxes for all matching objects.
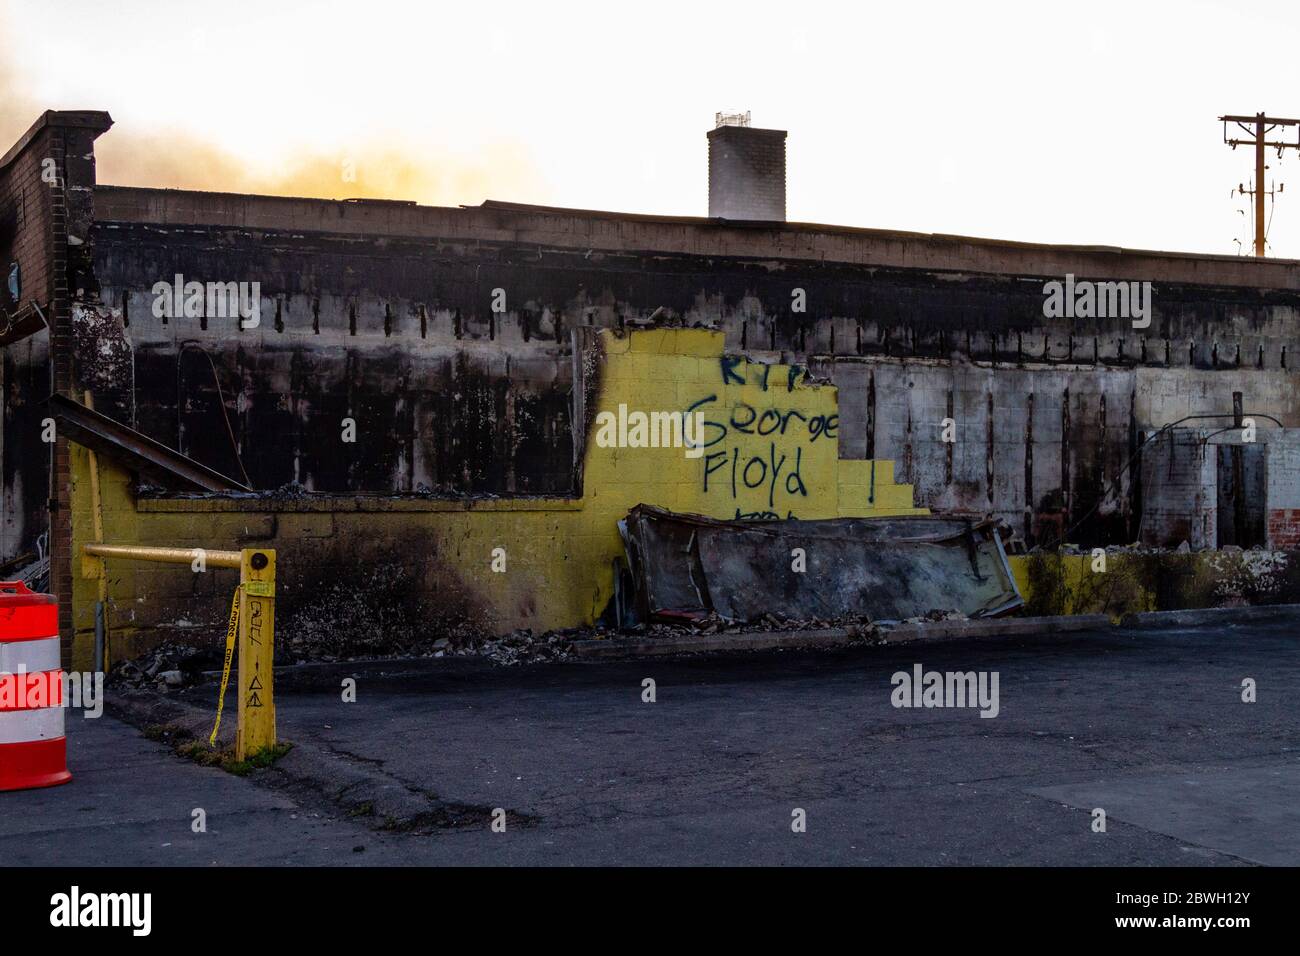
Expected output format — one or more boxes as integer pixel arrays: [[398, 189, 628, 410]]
[[245, 580, 275, 598]]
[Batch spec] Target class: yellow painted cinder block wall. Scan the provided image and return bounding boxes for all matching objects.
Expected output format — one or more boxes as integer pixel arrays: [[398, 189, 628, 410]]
[[69, 328, 925, 668], [1007, 553, 1161, 619]]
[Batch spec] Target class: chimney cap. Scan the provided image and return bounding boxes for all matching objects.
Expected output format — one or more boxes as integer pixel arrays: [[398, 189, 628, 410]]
[[715, 110, 751, 129]]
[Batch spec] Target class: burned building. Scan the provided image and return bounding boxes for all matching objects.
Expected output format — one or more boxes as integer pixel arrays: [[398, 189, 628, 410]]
[[4, 110, 1300, 666]]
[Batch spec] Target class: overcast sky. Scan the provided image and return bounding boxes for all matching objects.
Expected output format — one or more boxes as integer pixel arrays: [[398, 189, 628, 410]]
[[4, 0, 1299, 256]]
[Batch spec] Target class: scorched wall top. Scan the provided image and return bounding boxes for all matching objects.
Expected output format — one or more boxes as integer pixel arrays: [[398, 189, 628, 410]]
[[90, 187, 1300, 292]]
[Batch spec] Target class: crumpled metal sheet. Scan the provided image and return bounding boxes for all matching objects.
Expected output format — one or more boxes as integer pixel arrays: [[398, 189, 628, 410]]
[[623, 505, 1022, 624]]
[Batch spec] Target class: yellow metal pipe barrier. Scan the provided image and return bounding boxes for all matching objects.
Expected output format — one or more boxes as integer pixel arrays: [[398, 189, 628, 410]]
[[81, 543, 277, 760], [83, 544, 243, 569]]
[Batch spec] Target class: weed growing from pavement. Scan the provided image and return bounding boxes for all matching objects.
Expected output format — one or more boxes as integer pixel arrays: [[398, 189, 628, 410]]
[[177, 741, 294, 776], [142, 724, 293, 775]]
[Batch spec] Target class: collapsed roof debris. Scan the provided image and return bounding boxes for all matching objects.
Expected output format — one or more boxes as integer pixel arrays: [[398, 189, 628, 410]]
[[47, 393, 251, 493], [618, 505, 1023, 627]]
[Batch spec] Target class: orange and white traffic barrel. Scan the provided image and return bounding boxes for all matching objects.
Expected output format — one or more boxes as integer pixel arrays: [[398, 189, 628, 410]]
[[0, 581, 71, 791]]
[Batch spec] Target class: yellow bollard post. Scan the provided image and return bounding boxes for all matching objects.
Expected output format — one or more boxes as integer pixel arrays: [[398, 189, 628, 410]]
[[236, 548, 277, 760]]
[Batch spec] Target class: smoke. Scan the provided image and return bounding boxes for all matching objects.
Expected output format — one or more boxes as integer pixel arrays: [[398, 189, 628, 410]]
[[91, 133, 543, 207], [0, 10, 543, 207], [0, 10, 32, 140]]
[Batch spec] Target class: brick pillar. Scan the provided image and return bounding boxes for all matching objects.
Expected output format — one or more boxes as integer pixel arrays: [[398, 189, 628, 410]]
[[48, 129, 76, 662], [0, 111, 113, 665]]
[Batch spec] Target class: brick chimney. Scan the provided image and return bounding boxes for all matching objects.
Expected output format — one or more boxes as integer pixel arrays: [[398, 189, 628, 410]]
[[707, 112, 786, 221]]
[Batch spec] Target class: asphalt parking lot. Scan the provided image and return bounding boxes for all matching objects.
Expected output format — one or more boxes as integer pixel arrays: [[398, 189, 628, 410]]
[[4, 620, 1297, 865]]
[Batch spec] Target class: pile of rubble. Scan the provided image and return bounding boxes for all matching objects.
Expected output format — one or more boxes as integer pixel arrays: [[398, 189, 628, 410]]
[[107, 607, 971, 680], [455, 629, 577, 666], [607, 607, 968, 640], [108, 641, 222, 690], [511, 607, 972, 653], [442, 609, 975, 664]]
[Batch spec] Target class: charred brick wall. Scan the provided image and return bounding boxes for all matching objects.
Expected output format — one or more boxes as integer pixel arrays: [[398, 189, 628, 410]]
[[0, 116, 59, 565], [1138, 428, 1300, 551], [0, 111, 111, 661], [8, 118, 1300, 666], [1138, 428, 1218, 549], [89, 224, 578, 495], [1266, 434, 1300, 549], [78, 188, 1300, 552], [0, 333, 48, 562], [825, 361, 1300, 548]]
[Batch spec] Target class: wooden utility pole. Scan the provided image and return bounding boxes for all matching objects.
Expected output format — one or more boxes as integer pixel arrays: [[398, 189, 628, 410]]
[[1220, 113, 1300, 256]]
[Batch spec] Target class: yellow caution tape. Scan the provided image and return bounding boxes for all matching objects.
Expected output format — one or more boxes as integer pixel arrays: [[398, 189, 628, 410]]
[[209, 585, 241, 747]]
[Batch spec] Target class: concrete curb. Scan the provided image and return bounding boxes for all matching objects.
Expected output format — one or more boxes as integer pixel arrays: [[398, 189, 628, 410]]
[[570, 613, 1114, 659], [104, 688, 456, 828], [105, 688, 223, 745], [1120, 604, 1300, 629], [200, 656, 497, 689], [879, 614, 1112, 644]]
